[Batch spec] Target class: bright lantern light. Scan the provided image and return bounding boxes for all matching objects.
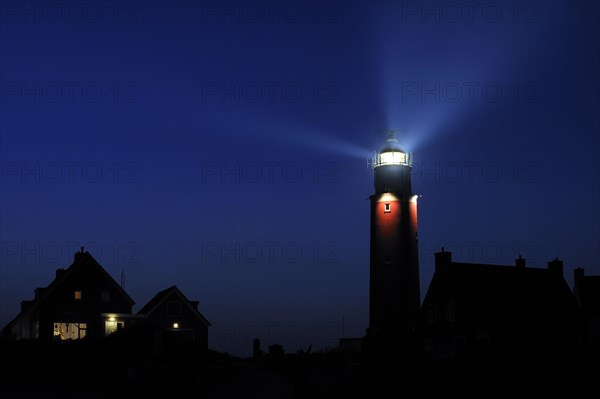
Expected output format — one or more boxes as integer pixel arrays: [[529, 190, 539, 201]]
[[173, 322, 179, 329], [379, 151, 406, 165]]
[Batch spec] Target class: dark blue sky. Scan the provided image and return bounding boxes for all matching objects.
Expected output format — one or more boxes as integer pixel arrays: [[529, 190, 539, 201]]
[[1, 0, 598, 356]]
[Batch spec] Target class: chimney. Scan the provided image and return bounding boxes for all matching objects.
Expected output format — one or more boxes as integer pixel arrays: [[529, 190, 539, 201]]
[[515, 255, 526, 269], [74, 246, 85, 262], [190, 300, 199, 310], [434, 247, 452, 271], [55, 268, 66, 279], [547, 258, 564, 277], [253, 338, 262, 359]]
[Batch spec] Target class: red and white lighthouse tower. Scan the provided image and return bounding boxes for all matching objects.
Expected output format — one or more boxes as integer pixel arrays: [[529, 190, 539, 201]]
[[368, 132, 420, 344]]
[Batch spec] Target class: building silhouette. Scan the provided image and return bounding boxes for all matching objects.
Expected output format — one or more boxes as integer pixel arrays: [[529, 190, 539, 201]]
[[138, 285, 211, 350], [2, 248, 210, 349], [2, 248, 137, 341], [421, 249, 583, 359]]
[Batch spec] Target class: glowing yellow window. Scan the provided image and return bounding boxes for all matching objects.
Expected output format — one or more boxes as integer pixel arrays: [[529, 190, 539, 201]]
[[74, 290, 82, 300], [384, 203, 391, 213]]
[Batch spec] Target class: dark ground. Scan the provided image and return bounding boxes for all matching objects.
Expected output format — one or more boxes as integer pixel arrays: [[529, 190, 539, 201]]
[[1, 338, 598, 398]]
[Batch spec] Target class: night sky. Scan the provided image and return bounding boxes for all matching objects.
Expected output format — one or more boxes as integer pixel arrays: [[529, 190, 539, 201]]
[[1, 1, 598, 357]]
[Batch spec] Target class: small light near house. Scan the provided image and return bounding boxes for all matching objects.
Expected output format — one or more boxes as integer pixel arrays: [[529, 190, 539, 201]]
[[108, 317, 116, 322], [173, 322, 179, 329]]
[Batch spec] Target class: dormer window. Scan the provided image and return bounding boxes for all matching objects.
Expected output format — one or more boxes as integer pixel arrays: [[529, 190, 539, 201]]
[[74, 290, 82, 300], [384, 203, 391, 213]]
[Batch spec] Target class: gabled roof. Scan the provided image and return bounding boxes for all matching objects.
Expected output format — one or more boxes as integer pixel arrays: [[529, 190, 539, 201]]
[[423, 261, 581, 325], [138, 285, 211, 326], [2, 251, 135, 333], [42, 251, 135, 305]]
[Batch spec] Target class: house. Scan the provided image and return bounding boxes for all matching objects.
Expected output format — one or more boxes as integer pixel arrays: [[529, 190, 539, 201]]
[[573, 267, 600, 344], [138, 285, 210, 350], [2, 248, 141, 341], [421, 249, 583, 359]]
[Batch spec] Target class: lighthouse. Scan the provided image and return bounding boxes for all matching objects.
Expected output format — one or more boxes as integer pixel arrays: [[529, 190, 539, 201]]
[[367, 132, 420, 345]]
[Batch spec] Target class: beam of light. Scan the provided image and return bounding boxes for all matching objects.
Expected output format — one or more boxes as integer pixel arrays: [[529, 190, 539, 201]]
[[238, 117, 374, 160], [383, 104, 470, 152], [371, 5, 530, 153], [274, 128, 373, 160], [378, 57, 477, 152], [189, 103, 375, 160]]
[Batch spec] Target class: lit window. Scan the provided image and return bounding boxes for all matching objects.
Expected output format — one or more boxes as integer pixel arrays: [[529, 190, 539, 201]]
[[74, 291, 82, 300], [167, 302, 182, 316], [53, 322, 87, 340], [105, 319, 124, 335], [101, 290, 110, 302], [384, 203, 391, 213]]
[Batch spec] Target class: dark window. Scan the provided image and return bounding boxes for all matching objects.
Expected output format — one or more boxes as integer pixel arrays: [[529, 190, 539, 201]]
[[384, 256, 391, 266], [101, 290, 110, 302], [167, 302, 182, 316], [427, 305, 437, 325]]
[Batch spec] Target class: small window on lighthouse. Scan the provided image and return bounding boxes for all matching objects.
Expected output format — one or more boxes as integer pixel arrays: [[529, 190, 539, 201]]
[[384, 203, 391, 213]]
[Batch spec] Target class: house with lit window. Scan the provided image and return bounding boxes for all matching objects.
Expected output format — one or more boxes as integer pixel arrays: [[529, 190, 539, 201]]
[[421, 249, 583, 359], [2, 248, 141, 341], [138, 285, 211, 350]]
